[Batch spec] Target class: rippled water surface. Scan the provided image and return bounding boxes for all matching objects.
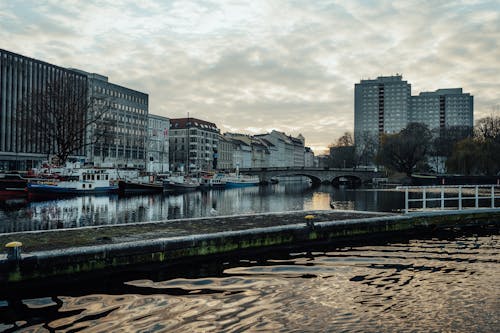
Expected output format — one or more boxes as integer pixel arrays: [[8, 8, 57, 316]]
[[2, 230, 498, 332]]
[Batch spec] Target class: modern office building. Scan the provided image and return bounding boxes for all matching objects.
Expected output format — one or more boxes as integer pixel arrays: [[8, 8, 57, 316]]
[[72, 70, 149, 169], [169, 117, 219, 172], [410, 88, 473, 129], [354, 75, 411, 145], [146, 114, 170, 173], [0, 49, 150, 170], [0, 49, 89, 170], [354, 75, 474, 145]]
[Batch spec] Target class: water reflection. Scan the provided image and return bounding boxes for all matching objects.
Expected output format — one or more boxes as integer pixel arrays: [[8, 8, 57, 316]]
[[0, 184, 405, 233], [1, 231, 498, 332]]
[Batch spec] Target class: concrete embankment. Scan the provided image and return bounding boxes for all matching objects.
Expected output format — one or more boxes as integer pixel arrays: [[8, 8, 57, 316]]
[[1, 209, 499, 284]]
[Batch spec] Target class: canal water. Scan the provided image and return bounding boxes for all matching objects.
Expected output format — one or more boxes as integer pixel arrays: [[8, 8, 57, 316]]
[[1, 227, 498, 332], [1, 182, 499, 331], [0, 183, 405, 233]]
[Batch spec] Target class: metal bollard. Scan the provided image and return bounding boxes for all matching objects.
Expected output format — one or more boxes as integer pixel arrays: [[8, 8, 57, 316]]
[[5, 241, 23, 261]]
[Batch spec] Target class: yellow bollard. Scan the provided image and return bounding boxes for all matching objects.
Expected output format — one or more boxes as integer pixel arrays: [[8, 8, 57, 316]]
[[5, 241, 23, 261]]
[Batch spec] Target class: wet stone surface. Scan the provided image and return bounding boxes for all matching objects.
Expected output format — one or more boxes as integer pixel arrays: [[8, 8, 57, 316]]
[[0, 210, 391, 252]]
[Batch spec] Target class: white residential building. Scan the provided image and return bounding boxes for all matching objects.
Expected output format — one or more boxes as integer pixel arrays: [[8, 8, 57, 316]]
[[147, 114, 169, 173], [304, 147, 314, 167], [256, 130, 304, 167]]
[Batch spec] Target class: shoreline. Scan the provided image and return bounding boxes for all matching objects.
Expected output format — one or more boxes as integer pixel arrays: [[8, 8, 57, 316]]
[[1, 209, 500, 284]]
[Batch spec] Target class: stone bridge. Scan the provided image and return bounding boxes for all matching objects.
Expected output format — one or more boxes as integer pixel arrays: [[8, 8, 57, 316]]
[[237, 167, 383, 186]]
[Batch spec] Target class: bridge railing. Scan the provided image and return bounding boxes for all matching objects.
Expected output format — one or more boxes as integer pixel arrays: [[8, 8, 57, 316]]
[[397, 185, 500, 214]]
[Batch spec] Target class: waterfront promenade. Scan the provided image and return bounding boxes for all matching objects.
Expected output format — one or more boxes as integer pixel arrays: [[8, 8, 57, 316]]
[[1, 208, 499, 285]]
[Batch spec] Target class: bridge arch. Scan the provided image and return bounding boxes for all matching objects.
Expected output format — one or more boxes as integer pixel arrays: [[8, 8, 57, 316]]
[[269, 172, 322, 186], [331, 175, 362, 187]]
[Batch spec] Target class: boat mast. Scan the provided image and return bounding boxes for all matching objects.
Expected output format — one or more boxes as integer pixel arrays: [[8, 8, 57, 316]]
[[186, 112, 190, 174]]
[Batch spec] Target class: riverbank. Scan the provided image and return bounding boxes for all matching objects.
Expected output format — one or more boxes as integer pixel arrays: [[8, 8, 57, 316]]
[[1, 209, 499, 284]]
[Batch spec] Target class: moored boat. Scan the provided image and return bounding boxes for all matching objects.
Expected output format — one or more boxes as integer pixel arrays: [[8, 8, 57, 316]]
[[199, 173, 226, 189], [27, 169, 118, 196], [118, 180, 164, 194], [224, 174, 260, 188], [165, 175, 200, 191], [0, 173, 29, 197]]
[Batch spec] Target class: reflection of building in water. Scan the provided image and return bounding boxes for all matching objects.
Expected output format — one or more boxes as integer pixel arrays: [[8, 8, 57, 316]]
[[0, 185, 406, 233]]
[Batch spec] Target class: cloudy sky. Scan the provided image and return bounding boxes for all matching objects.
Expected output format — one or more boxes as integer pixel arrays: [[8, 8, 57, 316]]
[[1, 0, 499, 153]]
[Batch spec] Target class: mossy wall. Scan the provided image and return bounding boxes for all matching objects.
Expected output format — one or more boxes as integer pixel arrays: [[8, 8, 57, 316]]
[[2, 210, 500, 283]]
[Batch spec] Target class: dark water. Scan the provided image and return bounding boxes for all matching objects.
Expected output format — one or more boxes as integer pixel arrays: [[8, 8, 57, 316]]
[[1, 228, 498, 332], [0, 183, 405, 233]]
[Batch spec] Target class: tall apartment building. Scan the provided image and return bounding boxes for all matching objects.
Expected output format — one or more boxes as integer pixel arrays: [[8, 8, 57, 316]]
[[354, 75, 411, 144], [410, 88, 473, 129], [147, 114, 169, 173], [169, 117, 219, 172], [73, 70, 149, 169], [354, 75, 473, 145], [0, 49, 88, 170]]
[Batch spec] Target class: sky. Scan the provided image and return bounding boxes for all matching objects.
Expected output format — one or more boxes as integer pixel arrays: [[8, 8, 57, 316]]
[[1, 0, 499, 154]]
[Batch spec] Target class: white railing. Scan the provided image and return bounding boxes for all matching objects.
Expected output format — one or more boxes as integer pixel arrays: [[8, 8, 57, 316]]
[[397, 185, 500, 214]]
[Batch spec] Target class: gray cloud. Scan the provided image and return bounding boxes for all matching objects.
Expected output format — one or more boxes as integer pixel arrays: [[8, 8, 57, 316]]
[[1, 0, 498, 153]]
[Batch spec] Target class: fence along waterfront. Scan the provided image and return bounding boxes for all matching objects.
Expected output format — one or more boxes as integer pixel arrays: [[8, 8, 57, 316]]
[[397, 185, 500, 213]]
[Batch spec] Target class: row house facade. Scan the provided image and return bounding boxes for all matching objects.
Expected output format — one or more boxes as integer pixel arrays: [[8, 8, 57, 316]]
[[169, 117, 219, 172], [147, 114, 170, 173], [255, 130, 306, 168]]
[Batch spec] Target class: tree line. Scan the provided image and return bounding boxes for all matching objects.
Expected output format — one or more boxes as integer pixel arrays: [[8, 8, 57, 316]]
[[328, 116, 500, 176]]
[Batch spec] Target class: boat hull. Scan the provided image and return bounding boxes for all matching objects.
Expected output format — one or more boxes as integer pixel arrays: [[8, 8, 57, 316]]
[[0, 175, 29, 197], [118, 180, 164, 194], [27, 183, 118, 195], [225, 181, 259, 188]]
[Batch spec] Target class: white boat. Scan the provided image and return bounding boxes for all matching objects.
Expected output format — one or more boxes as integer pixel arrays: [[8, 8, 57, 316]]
[[165, 175, 200, 191], [27, 169, 118, 196], [199, 172, 226, 189], [224, 173, 260, 188]]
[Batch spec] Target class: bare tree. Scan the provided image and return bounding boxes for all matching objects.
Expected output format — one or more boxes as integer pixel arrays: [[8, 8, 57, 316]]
[[354, 131, 378, 167], [336, 132, 354, 147], [328, 132, 355, 168], [17, 75, 115, 165], [376, 123, 432, 177], [475, 116, 500, 143]]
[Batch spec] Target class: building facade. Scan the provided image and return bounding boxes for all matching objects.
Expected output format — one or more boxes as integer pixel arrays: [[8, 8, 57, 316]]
[[217, 135, 235, 170], [292, 134, 305, 167], [0, 49, 88, 170], [410, 88, 473, 129], [355, 75, 474, 145], [147, 114, 169, 173], [169, 117, 219, 172], [354, 75, 411, 145], [304, 147, 314, 167], [76, 71, 149, 169]]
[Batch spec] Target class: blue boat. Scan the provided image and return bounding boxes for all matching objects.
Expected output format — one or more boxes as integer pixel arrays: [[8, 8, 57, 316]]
[[224, 174, 260, 188], [27, 169, 118, 196]]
